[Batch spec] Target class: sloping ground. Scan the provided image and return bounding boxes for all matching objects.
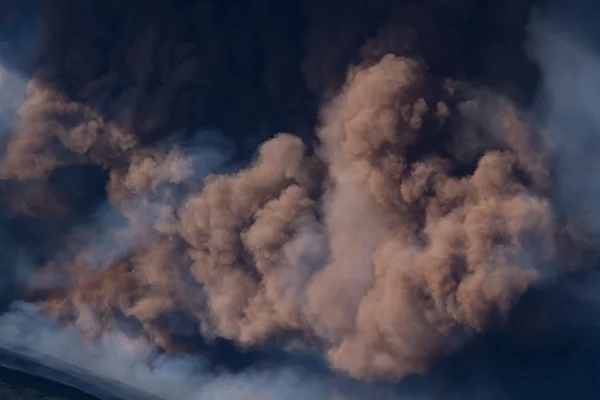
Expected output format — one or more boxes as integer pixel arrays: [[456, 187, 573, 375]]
[[0, 347, 159, 400], [0, 366, 98, 400]]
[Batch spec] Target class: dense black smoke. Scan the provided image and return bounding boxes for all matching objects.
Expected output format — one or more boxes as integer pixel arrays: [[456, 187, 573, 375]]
[[1, 0, 600, 398]]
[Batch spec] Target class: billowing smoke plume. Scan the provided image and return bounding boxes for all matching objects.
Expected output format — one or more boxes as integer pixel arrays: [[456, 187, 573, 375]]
[[1, 0, 600, 392]]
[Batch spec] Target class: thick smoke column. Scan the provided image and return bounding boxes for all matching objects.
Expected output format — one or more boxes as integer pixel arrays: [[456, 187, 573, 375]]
[[1, 0, 599, 389]]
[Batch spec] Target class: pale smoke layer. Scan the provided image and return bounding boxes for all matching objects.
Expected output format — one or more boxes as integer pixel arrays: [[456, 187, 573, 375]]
[[528, 5, 600, 236], [21, 52, 596, 383], [0, 302, 397, 400]]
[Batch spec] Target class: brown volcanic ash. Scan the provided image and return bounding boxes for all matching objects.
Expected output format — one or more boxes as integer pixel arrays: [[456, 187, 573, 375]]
[[2, 0, 596, 382]]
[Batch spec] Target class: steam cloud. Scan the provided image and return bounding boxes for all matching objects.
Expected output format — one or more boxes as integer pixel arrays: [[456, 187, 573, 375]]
[[1, 0, 600, 397]]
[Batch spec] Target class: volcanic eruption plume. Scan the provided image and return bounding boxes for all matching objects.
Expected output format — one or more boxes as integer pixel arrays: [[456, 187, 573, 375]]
[[0, 0, 599, 390]]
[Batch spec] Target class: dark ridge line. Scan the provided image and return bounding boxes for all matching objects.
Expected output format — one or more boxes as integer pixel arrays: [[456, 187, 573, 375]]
[[0, 346, 160, 400]]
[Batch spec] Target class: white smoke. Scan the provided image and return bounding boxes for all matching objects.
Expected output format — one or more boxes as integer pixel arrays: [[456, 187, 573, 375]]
[[0, 302, 410, 400]]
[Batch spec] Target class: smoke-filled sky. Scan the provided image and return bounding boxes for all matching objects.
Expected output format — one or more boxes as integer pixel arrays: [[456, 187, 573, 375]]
[[1, 0, 600, 399]]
